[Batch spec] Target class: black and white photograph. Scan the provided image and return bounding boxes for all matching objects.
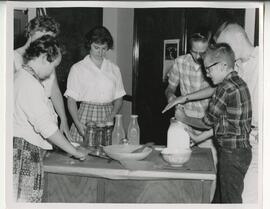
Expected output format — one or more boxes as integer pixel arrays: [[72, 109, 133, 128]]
[[2, 0, 270, 209]]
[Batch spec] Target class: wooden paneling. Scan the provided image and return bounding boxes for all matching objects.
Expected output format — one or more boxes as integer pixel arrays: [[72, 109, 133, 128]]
[[43, 173, 98, 202]]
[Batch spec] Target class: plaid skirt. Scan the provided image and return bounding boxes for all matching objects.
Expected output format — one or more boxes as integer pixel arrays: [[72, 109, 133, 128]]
[[70, 102, 113, 143], [13, 137, 44, 202]]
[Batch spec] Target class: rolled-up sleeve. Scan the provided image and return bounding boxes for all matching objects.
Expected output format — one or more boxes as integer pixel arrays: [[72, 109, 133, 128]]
[[203, 87, 227, 127], [114, 66, 126, 100], [168, 59, 180, 88], [20, 82, 58, 139], [64, 65, 81, 101]]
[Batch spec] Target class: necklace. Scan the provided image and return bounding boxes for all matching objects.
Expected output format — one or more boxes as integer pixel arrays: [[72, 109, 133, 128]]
[[22, 64, 44, 87]]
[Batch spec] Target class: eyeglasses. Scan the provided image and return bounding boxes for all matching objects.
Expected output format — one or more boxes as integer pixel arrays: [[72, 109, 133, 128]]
[[205, 62, 220, 73]]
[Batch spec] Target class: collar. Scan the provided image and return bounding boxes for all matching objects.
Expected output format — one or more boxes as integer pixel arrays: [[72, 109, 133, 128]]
[[22, 64, 44, 87], [187, 54, 201, 71], [86, 55, 106, 70], [224, 71, 237, 81]]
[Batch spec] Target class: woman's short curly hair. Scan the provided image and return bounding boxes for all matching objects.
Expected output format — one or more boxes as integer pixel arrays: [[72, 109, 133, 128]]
[[84, 26, 113, 51], [25, 15, 60, 38], [23, 35, 60, 64]]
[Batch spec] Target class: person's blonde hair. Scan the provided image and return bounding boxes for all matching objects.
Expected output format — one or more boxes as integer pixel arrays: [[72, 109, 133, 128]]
[[205, 43, 235, 69]]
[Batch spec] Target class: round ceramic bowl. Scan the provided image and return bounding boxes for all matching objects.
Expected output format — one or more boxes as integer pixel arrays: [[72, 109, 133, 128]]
[[161, 148, 192, 167], [103, 144, 152, 161]]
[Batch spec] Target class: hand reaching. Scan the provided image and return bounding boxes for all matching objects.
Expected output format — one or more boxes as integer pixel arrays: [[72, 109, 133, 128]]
[[162, 96, 186, 113], [60, 120, 73, 142], [73, 146, 89, 161], [75, 122, 86, 137]]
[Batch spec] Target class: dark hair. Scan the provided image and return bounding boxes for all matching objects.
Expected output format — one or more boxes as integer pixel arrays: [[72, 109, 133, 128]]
[[84, 26, 113, 51], [25, 15, 60, 38], [23, 35, 60, 64], [190, 27, 211, 44], [206, 43, 235, 69]]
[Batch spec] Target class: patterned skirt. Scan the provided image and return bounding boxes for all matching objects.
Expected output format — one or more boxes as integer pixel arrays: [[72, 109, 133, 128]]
[[13, 137, 44, 202], [70, 102, 113, 143]]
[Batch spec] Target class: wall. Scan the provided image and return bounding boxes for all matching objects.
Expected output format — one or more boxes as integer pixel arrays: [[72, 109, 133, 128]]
[[245, 8, 256, 45], [103, 8, 134, 132]]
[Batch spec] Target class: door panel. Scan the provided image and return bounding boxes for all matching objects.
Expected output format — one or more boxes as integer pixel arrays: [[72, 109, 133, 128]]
[[134, 8, 186, 145]]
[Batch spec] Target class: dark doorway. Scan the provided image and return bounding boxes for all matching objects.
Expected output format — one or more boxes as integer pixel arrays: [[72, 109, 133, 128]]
[[133, 8, 186, 145], [133, 8, 245, 146]]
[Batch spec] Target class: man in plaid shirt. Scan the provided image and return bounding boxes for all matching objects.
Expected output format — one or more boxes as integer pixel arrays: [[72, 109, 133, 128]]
[[165, 30, 217, 170], [176, 43, 252, 203]]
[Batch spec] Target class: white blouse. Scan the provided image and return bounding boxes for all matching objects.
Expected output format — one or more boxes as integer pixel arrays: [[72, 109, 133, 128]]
[[64, 55, 126, 103], [13, 70, 58, 150], [14, 50, 55, 98], [235, 47, 259, 128]]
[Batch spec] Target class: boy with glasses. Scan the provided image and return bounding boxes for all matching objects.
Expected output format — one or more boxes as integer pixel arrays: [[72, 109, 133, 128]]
[[164, 22, 259, 203], [175, 43, 252, 203]]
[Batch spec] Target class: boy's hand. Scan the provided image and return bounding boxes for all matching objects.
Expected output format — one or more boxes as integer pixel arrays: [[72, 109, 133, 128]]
[[184, 128, 202, 143], [162, 96, 186, 113]]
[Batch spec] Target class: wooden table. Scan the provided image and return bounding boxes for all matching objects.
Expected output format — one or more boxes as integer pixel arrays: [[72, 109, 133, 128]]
[[42, 147, 216, 203]]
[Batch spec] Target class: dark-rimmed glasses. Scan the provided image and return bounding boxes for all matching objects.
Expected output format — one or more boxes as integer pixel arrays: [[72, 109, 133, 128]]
[[205, 62, 220, 73]]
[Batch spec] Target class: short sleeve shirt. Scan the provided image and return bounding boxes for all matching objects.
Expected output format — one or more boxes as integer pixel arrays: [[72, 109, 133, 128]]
[[64, 55, 126, 103], [168, 54, 210, 118], [14, 70, 58, 149]]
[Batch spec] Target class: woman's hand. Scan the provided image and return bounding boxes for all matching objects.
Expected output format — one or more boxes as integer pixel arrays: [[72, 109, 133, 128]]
[[73, 146, 89, 160], [75, 122, 86, 137]]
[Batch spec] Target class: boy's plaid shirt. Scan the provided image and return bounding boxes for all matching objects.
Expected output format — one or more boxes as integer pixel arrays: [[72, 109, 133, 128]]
[[203, 71, 252, 149]]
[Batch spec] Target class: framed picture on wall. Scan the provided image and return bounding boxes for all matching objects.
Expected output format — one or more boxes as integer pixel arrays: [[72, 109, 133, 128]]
[[163, 39, 180, 81]]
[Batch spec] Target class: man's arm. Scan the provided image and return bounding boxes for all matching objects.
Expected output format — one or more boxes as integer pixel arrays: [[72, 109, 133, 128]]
[[165, 84, 177, 103], [184, 86, 215, 101], [162, 86, 216, 113]]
